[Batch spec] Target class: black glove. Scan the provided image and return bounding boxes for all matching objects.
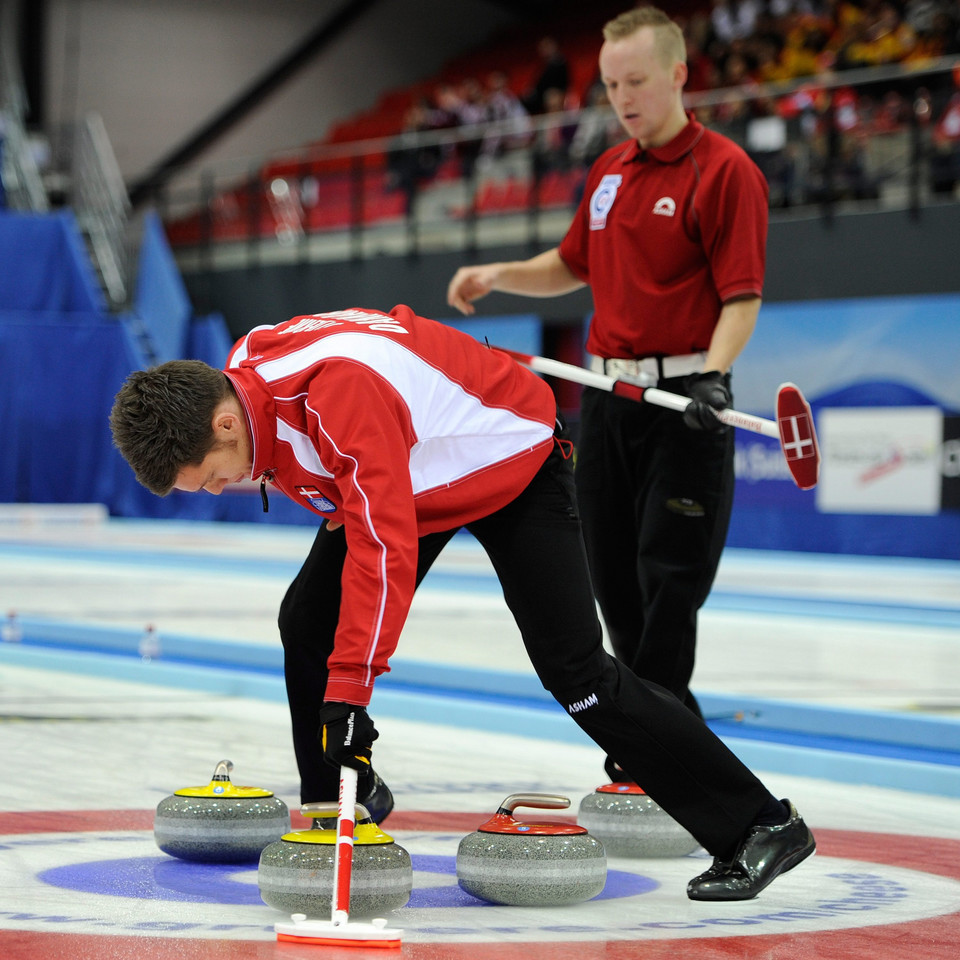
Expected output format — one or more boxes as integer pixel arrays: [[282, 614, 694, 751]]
[[682, 371, 731, 432], [317, 702, 378, 770]]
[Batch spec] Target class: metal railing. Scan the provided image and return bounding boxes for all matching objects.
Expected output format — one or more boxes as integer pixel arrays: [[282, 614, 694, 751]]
[[72, 111, 133, 307], [154, 54, 960, 270], [3, 1, 135, 309], [0, 0, 49, 212]]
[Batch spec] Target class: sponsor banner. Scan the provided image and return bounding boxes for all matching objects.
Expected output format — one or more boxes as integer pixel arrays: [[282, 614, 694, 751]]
[[943, 416, 960, 511], [816, 407, 943, 515]]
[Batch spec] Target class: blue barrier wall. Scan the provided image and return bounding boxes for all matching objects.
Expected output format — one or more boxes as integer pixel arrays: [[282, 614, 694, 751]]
[[1, 209, 956, 557], [0, 210, 252, 521], [131, 210, 193, 362], [0, 211, 106, 313]]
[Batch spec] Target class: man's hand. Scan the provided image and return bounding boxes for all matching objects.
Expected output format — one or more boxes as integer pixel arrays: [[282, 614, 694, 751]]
[[446, 264, 500, 315], [318, 702, 378, 770], [683, 372, 731, 432]]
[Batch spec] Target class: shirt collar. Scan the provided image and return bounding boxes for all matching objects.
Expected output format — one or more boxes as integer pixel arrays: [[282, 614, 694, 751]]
[[623, 114, 704, 164]]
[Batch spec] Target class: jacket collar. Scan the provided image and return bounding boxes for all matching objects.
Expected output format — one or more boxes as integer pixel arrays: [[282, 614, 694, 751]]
[[225, 368, 276, 481]]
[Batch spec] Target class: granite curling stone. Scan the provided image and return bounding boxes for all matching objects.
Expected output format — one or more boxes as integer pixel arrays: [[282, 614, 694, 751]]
[[577, 782, 700, 858], [258, 801, 412, 919], [456, 793, 606, 906], [154, 760, 290, 863]]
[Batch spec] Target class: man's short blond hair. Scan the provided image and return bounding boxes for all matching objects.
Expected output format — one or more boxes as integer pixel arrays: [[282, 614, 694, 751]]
[[603, 6, 686, 67]]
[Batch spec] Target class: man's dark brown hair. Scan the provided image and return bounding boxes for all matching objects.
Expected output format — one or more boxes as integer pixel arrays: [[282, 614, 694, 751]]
[[109, 360, 233, 495]]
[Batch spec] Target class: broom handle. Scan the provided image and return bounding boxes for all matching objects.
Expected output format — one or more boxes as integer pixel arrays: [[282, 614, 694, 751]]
[[503, 349, 779, 438], [331, 765, 358, 926]]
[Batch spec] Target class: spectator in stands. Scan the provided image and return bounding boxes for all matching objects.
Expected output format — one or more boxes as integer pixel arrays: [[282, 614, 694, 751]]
[[930, 89, 960, 193], [904, 3, 955, 60], [843, 2, 917, 66], [684, 11, 722, 91], [523, 36, 570, 114], [481, 71, 532, 157], [710, 0, 762, 44], [767, 0, 827, 15], [745, 96, 798, 206], [805, 97, 880, 203], [569, 84, 622, 169], [712, 51, 756, 128], [386, 100, 443, 214], [947, 1, 960, 54], [429, 83, 466, 133], [871, 89, 909, 131], [531, 87, 577, 177], [904, 0, 947, 36], [753, 36, 793, 82], [777, 14, 834, 76], [451, 78, 490, 179]]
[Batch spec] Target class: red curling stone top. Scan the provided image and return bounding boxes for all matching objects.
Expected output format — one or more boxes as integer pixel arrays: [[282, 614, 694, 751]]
[[595, 783, 647, 795], [477, 813, 587, 836]]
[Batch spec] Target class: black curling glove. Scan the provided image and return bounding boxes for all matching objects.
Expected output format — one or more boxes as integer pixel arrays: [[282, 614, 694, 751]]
[[683, 371, 731, 432], [317, 702, 379, 770]]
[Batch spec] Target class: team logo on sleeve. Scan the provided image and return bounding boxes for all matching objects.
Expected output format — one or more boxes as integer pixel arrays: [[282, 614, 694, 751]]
[[589, 174, 623, 230], [296, 486, 337, 512]]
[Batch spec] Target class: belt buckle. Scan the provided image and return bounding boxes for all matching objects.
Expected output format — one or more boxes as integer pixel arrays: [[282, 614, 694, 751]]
[[610, 358, 657, 387]]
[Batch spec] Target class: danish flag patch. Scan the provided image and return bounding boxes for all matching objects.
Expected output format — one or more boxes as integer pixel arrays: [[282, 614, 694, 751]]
[[296, 486, 337, 512]]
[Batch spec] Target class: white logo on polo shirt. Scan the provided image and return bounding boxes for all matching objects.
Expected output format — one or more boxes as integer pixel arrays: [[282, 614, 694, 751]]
[[653, 196, 676, 217], [589, 175, 623, 230]]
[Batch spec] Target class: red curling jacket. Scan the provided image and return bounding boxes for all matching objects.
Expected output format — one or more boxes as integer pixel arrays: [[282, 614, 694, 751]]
[[225, 305, 556, 705]]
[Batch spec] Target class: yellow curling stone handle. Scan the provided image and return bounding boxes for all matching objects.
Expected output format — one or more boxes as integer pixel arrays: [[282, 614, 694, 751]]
[[280, 800, 395, 845], [173, 759, 275, 799]]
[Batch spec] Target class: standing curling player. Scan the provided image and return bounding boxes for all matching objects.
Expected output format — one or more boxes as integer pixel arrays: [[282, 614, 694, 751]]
[[110, 304, 815, 901], [447, 7, 767, 763]]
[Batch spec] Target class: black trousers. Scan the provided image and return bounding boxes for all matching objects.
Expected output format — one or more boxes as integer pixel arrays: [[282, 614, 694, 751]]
[[575, 382, 735, 718], [278, 436, 770, 858]]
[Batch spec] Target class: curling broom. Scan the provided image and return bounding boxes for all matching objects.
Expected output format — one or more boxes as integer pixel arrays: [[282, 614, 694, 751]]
[[494, 346, 820, 490], [275, 765, 403, 948]]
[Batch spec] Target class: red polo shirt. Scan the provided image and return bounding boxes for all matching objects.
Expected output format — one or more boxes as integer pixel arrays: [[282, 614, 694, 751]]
[[559, 117, 768, 359]]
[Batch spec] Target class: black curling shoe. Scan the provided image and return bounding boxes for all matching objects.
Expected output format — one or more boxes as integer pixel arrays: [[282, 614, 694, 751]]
[[360, 769, 395, 824], [313, 769, 394, 828], [686, 800, 815, 901]]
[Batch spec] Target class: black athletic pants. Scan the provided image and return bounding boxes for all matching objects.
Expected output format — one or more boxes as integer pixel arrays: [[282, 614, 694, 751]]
[[278, 432, 770, 859], [575, 381, 736, 718]]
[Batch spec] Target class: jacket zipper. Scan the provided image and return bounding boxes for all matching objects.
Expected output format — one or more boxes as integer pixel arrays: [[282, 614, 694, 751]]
[[260, 472, 272, 513]]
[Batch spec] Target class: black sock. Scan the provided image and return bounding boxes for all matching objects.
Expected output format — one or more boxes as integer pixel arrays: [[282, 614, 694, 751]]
[[752, 796, 791, 827], [713, 797, 791, 861]]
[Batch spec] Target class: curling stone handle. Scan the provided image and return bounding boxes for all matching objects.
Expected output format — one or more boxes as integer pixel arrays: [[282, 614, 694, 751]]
[[211, 760, 234, 781], [300, 800, 373, 822], [497, 793, 571, 816]]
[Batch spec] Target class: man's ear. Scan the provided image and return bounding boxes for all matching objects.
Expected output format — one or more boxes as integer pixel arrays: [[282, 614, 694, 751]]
[[211, 406, 241, 441], [673, 59, 688, 91]]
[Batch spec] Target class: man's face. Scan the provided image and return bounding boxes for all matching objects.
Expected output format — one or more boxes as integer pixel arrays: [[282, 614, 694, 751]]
[[173, 439, 251, 495], [599, 27, 684, 148]]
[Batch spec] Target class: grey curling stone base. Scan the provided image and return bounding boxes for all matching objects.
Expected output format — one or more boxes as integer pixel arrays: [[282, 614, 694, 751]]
[[456, 833, 606, 906], [578, 791, 700, 858], [154, 796, 289, 863], [258, 839, 412, 918]]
